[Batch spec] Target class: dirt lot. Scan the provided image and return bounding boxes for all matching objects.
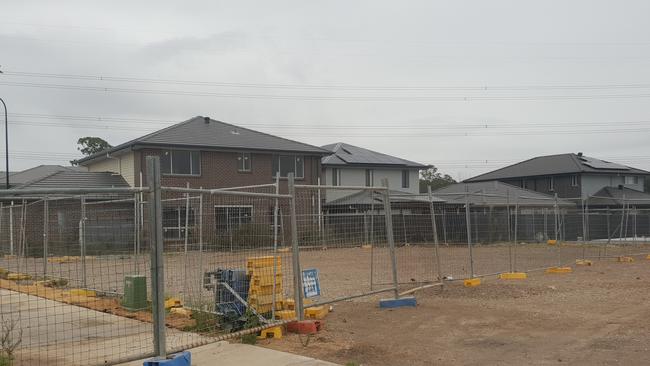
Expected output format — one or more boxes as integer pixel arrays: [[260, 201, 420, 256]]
[[262, 257, 650, 366]]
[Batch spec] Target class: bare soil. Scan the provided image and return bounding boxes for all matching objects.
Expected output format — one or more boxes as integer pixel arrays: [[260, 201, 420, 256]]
[[261, 257, 650, 366]]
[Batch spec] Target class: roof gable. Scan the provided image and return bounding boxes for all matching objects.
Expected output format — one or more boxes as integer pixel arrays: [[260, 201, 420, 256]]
[[77, 116, 330, 164], [321, 142, 429, 168], [466, 153, 649, 182], [433, 181, 575, 207]]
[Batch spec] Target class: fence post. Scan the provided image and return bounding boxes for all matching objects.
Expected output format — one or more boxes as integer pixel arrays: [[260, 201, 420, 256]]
[[9, 201, 13, 256], [80, 196, 87, 288], [427, 186, 442, 282], [272, 173, 280, 321], [554, 193, 560, 267], [465, 192, 474, 278], [514, 198, 519, 272], [381, 179, 399, 299], [287, 173, 304, 320], [183, 182, 190, 302], [134, 193, 140, 275], [43, 198, 49, 277], [369, 189, 375, 291], [146, 156, 166, 358]]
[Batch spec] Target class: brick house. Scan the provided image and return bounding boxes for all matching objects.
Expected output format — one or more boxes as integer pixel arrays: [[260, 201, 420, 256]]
[[74, 116, 331, 248]]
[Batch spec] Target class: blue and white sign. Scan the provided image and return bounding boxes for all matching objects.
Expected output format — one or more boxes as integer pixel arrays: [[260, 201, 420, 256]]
[[301, 269, 321, 298]]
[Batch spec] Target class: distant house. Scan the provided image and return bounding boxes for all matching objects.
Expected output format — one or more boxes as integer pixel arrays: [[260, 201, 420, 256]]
[[1, 165, 87, 189], [465, 153, 650, 204], [320, 142, 430, 202], [433, 181, 575, 208]]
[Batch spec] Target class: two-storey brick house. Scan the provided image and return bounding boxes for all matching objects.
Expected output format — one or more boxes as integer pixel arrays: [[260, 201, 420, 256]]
[[74, 116, 331, 246]]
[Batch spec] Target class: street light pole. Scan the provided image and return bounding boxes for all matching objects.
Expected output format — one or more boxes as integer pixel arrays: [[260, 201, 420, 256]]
[[0, 97, 7, 189]]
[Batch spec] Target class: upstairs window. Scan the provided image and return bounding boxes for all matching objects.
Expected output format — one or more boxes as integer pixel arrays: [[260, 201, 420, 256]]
[[272, 155, 304, 178], [365, 169, 374, 187], [548, 177, 554, 191], [402, 170, 410, 188], [332, 168, 341, 186], [160, 150, 200, 176], [571, 175, 579, 187], [237, 152, 251, 172]]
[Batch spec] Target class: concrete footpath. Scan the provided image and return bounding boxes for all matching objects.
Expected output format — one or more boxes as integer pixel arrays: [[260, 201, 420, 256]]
[[118, 341, 339, 366]]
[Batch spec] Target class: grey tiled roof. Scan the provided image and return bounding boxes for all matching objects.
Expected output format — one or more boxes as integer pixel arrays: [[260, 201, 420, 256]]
[[4, 165, 87, 187], [433, 181, 575, 207], [14, 171, 129, 190], [324, 190, 445, 206], [466, 153, 650, 182], [321, 142, 430, 168], [76, 116, 330, 164]]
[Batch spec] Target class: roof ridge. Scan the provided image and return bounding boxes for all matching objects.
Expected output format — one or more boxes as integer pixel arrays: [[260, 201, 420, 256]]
[[202, 118, 329, 153]]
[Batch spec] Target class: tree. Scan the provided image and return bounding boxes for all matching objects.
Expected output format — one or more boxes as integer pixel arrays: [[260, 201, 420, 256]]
[[76, 137, 112, 156], [419, 166, 456, 193]]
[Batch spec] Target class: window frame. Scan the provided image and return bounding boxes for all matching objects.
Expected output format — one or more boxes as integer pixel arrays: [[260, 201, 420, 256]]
[[548, 177, 555, 191], [625, 176, 638, 185], [272, 155, 305, 179], [402, 170, 410, 188], [365, 169, 374, 187], [160, 149, 201, 176], [162, 206, 196, 240], [237, 152, 252, 172], [332, 168, 341, 186], [214, 205, 254, 233], [571, 175, 579, 187]]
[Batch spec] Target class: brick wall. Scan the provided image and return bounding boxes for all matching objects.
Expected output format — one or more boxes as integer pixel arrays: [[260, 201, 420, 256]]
[[133, 149, 322, 193]]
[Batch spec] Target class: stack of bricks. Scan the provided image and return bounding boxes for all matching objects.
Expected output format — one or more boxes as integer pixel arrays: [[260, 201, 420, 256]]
[[246, 256, 283, 314]]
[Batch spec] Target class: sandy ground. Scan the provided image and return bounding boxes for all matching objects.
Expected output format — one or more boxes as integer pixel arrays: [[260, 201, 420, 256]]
[[261, 257, 650, 366]]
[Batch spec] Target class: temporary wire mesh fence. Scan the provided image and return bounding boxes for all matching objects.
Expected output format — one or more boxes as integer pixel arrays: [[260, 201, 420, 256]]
[[1, 173, 650, 366]]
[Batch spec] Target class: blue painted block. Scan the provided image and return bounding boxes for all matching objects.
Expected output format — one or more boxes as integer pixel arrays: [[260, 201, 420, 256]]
[[379, 296, 417, 309], [143, 351, 191, 366]]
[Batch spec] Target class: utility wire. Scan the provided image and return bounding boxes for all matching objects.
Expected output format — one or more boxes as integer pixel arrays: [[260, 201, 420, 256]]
[[3, 81, 650, 101], [5, 70, 650, 91]]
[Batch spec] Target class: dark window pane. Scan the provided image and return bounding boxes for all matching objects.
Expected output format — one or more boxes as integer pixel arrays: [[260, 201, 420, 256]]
[[239, 152, 251, 171], [191, 151, 200, 175], [272, 155, 279, 177], [172, 150, 191, 174], [332, 168, 339, 186], [280, 155, 294, 177], [160, 151, 171, 174], [402, 170, 409, 188], [295, 156, 304, 178]]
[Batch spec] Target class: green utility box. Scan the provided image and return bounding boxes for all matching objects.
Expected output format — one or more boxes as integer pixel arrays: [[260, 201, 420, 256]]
[[122, 275, 148, 311]]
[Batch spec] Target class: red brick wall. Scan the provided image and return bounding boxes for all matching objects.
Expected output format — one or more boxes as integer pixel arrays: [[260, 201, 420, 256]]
[[133, 149, 322, 192]]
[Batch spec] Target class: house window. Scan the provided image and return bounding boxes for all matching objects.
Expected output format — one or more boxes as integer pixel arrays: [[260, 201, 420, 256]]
[[237, 152, 251, 172], [332, 168, 341, 186], [215, 206, 253, 233], [571, 175, 579, 187], [162, 207, 195, 240], [272, 155, 304, 178], [160, 150, 200, 176], [402, 170, 410, 188], [548, 177, 554, 191], [625, 176, 638, 185], [365, 169, 374, 187]]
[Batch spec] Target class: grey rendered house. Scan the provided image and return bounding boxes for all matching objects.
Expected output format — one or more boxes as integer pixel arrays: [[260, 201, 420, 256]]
[[321, 142, 430, 202], [464, 153, 650, 204]]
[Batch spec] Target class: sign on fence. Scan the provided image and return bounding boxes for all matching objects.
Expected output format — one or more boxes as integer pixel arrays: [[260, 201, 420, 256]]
[[302, 268, 321, 298]]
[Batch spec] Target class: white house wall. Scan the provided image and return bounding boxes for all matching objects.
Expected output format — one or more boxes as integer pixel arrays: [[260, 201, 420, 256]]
[[86, 152, 135, 186], [323, 167, 420, 202]]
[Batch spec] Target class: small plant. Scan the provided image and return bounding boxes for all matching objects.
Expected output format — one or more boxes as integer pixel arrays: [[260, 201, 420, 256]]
[[240, 309, 261, 344], [0, 315, 22, 365]]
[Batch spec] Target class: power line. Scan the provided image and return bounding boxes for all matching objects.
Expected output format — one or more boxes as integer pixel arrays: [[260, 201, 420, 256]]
[[5, 70, 650, 92], [9, 112, 650, 130], [4, 80, 650, 101]]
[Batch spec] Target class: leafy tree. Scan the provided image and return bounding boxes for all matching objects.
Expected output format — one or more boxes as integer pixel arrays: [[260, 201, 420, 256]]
[[419, 166, 456, 193], [76, 137, 112, 156]]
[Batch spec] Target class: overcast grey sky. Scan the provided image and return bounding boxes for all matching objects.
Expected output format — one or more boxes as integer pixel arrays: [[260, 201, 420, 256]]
[[1, 0, 649, 180]]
